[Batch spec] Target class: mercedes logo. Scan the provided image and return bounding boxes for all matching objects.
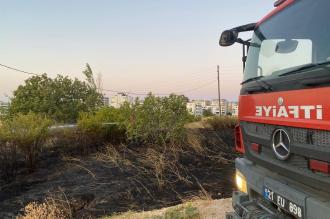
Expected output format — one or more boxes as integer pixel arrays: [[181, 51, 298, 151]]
[[278, 97, 284, 105], [272, 129, 291, 160]]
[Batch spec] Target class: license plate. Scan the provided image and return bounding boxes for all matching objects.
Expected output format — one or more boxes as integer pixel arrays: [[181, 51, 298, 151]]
[[264, 187, 304, 219]]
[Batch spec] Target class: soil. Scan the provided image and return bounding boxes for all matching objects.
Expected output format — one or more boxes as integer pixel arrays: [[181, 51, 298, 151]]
[[0, 123, 237, 219]]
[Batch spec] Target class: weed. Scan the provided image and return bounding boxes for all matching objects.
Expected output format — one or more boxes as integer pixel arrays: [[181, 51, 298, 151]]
[[18, 194, 72, 219], [97, 144, 132, 168]]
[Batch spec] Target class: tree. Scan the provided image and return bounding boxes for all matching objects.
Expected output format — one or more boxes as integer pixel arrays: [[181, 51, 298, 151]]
[[9, 64, 102, 123], [82, 63, 96, 89]]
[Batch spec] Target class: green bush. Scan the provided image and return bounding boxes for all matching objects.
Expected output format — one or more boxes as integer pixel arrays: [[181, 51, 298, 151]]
[[78, 94, 191, 147], [76, 107, 126, 154], [126, 94, 191, 145], [51, 94, 190, 153], [2, 113, 52, 170]]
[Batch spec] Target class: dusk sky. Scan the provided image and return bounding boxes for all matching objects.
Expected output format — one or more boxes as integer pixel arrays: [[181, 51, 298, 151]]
[[0, 0, 273, 102]]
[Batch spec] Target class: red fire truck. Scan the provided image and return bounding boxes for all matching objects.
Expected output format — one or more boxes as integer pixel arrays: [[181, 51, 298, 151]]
[[220, 0, 330, 218]]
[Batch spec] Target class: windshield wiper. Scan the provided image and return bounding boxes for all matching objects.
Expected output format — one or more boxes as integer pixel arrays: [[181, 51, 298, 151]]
[[279, 61, 330, 77], [241, 76, 272, 91]]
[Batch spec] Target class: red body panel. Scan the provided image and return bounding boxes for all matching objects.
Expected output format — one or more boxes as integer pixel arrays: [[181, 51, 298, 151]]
[[239, 87, 330, 131]]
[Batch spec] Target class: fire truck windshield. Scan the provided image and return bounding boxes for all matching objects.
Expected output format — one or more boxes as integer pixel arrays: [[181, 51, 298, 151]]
[[243, 0, 330, 82]]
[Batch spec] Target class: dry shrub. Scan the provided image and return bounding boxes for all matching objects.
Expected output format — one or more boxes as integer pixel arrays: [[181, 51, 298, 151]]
[[19, 196, 72, 219], [142, 148, 167, 187], [98, 144, 190, 190], [137, 147, 189, 189], [185, 130, 204, 154], [206, 116, 238, 130], [206, 116, 237, 147], [97, 144, 132, 168]]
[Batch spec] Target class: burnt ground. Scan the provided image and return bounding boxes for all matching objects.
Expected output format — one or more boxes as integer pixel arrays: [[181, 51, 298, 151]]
[[0, 125, 237, 218]]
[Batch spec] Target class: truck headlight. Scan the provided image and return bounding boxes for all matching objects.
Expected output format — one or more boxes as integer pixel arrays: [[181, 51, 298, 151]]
[[236, 170, 247, 193]]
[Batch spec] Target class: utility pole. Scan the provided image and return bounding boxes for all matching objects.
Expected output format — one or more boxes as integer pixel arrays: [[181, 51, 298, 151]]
[[217, 65, 221, 116]]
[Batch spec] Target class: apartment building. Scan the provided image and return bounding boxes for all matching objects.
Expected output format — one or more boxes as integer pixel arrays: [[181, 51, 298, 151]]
[[191, 100, 211, 109], [102, 95, 110, 106], [187, 99, 238, 116], [0, 101, 9, 116], [227, 102, 239, 116], [110, 93, 134, 108], [186, 102, 203, 116], [211, 99, 228, 115]]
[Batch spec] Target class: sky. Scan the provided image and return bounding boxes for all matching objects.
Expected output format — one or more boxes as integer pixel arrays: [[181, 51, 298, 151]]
[[0, 0, 273, 102]]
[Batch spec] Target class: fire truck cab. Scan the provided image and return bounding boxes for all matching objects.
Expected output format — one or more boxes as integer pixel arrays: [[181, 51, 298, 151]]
[[220, 0, 330, 218]]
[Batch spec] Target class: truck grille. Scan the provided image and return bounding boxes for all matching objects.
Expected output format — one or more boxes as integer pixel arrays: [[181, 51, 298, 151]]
[[242, 122, 330, 191], [245, 122, 330, 149]]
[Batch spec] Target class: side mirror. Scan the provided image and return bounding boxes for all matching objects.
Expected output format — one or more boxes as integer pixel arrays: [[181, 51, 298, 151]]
[[219, 30, 238, 47]]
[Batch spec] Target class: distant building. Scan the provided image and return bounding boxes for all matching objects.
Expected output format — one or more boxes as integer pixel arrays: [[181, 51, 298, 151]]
[[186, 102, 203, 116], [110, 93, 134, 108], [187, 98, 238, 116], [0, 101, 8, 108], [0, 101, 9, 116], [191, 100, 211, 109], [211, 99, 228, 115], [102, 95, 110, 106], [227, 102, 239, 116], [210, 106, 220, 115], [232, 103, 239, 116]]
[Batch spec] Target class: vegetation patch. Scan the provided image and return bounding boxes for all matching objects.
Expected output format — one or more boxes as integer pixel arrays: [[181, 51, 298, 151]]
[[0, 68, 238, 218]]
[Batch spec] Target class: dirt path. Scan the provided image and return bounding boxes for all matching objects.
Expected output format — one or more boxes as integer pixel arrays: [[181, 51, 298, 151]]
[[196, 199, 232, 219]]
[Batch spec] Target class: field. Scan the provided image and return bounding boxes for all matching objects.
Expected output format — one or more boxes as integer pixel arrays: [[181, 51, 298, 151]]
[[0, 118, 237, 218]]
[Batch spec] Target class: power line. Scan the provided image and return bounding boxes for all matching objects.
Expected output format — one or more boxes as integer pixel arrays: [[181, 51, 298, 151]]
[[0, 62, 217, 96], [101, 88, 167, 96], [101, 80, 216, 96], [0, 63, 40, 76]]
